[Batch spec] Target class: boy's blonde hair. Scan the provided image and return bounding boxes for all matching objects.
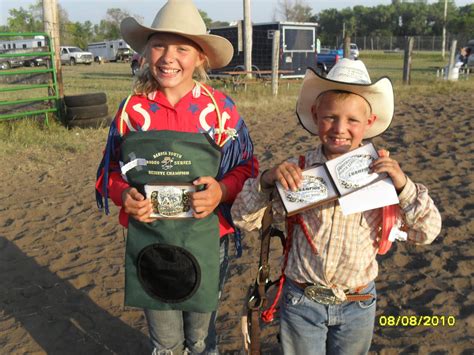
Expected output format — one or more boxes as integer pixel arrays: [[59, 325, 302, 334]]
[[132, 41, 210, 96]]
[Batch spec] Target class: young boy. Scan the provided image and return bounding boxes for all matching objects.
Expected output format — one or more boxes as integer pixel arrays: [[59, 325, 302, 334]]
[[231, 58, 441, 354]]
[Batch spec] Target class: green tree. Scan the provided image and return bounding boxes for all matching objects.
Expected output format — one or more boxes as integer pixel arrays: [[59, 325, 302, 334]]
[[198, 9, 229, 29], [450, 3, 474, 37], [275, 0, 313, 22], [65, 21, 94, 49], [199, 10, 212, 28], [7, 8, 42, 32]]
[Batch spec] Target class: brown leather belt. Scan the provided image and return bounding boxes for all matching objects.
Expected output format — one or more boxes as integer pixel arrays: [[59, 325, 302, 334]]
[[290, 279, 374, 305]]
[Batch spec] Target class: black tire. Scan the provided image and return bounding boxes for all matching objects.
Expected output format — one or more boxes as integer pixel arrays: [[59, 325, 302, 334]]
[[66, 103, 108, 120], [64, 92, 107, 107], [67, 115, 113, 129], [70, 58, 76, 66]]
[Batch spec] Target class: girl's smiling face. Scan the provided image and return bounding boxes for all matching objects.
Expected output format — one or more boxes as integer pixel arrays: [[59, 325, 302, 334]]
[[146, 33, 205, 98], [312, 91, 377, 160]]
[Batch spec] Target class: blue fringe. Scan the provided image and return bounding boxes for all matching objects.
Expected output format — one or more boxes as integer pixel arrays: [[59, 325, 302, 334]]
[[217, 117, 256, 257], [217, 117, 255, 179], [95, 119, 121, 215]]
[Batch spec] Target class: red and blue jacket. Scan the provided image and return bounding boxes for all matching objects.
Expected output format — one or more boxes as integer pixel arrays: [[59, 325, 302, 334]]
[[96, 83, 258, 255]]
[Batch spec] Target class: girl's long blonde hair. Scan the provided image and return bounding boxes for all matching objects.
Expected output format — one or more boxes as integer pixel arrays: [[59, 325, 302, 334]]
[[132, 39, 210, 96]]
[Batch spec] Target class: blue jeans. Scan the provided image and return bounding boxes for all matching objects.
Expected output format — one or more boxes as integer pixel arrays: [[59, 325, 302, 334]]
[[280, 280, 376, 355], [145, 235, 230, 355]]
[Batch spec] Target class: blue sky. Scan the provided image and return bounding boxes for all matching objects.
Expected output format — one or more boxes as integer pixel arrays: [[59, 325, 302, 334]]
[[1, 0, 471, 26]]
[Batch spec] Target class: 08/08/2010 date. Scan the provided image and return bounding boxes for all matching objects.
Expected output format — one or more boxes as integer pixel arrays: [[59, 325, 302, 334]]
[[378, 315, 456, 327]]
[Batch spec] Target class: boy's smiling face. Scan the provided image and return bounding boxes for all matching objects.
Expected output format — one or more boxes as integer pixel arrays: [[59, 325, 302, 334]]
[[312, 91, 377, 160]]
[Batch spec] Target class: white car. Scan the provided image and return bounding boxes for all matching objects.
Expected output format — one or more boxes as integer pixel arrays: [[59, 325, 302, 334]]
[[60, 46, 93, 65], [339, 43, 360, 60], [350, 43, 360, 59]]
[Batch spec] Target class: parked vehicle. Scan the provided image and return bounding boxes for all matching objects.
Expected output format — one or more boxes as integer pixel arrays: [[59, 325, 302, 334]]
[[315, 48, 342, 74], [0, 35, 46, 51], [339, 43, 360, 59], [465, 39, 474, 67], [87, 39, 133, 62], [210, 21, 319, 78], [0, 35, 47, 69], [60, 46, 93, 65], [0, 57, 24, 69], [130, 52, 144, 75]]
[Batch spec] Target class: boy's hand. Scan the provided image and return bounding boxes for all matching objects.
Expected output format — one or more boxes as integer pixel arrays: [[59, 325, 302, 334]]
[[372, 149, 407, 192], [191, 177, 226, 219], [262, 161, 303, 192], [122, 187, 155, 223]]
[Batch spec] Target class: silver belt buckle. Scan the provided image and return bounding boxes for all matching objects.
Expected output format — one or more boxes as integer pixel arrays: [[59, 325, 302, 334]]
[[304, 285, 341, 305], [145, 184, 195, 218]]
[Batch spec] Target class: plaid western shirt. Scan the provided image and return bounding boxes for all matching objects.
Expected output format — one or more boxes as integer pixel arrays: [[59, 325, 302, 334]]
[[231, 145, 442, 300]]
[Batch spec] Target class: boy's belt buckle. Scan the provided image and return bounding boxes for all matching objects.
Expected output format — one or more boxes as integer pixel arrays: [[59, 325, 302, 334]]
[[304, 285, 341, 305]]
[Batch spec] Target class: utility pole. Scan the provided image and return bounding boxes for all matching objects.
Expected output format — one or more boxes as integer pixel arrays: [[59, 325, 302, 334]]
[[441, 0, 448, 58], [243, 0, 252, 79], [43, 0, 63, 98]]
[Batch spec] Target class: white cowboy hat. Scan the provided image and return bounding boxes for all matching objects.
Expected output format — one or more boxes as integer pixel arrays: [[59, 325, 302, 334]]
[[120, 0, 233, 69], [296, 58, 394, 139]]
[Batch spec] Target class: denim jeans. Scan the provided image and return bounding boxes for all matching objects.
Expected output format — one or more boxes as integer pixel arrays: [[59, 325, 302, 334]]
[[145, 235, 230, 355], [280, 280, 376, 355]]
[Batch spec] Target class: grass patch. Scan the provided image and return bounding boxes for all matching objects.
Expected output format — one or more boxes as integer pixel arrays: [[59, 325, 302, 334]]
[[0, 118, 106, 156]]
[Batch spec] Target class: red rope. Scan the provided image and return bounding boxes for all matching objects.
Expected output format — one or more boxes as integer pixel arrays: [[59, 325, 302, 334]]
[[261, 215, 318, 323], [261, 154, 320, 323], [378, 204, 399, 255]]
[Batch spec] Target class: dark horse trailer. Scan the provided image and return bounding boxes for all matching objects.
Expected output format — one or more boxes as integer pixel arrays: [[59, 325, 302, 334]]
[[209, 21, 318, 78]]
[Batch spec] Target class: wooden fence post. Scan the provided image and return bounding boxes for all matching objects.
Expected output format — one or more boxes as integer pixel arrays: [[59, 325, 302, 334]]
[[271, 30, 280, 97], [403, 37, 414, 85], [343, 36, 350, 59], [43, 0, 63, 98], [243, 0, 252, 79], [447, 40, 457, 80]]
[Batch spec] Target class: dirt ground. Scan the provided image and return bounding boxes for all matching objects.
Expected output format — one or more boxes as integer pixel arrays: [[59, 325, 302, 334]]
[[1, 90, 473, 354]]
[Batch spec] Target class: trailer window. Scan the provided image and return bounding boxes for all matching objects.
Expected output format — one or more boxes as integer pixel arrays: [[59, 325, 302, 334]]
[[283, 27, 315, 52]]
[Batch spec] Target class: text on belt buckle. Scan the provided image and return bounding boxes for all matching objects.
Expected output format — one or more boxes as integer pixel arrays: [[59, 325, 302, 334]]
[[304, 285, 341, 305]]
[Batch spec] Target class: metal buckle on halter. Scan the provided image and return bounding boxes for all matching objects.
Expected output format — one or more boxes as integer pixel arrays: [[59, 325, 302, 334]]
[[303, 284, 342, 305], [256, 265, 270, 285]]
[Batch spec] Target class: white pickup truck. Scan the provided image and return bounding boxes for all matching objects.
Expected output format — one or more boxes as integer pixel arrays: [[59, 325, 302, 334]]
[[60, 46, 93, 65]]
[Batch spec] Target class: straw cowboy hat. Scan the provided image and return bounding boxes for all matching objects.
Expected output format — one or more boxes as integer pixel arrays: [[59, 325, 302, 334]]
[[296, 58, 394, 139], [120, 0, 233, 69]]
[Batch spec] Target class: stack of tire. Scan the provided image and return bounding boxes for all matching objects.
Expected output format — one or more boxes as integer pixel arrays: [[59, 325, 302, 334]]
[[64, 92, 112, 129]]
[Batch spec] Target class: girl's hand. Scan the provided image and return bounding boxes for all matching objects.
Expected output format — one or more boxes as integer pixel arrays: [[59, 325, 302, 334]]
[[371, 149, 407, 192], [261, 161, 303, 192], [122, 187, 155, 223], [191, 177, 226, 219]]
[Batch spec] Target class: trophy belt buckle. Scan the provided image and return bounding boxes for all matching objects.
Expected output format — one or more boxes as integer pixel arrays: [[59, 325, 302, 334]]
[[303, 284, 342, 305]]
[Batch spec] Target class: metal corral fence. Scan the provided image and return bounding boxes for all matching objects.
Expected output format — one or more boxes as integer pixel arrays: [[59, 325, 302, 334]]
[[327, 34, 472, 51], [0, 32, 60, 125]]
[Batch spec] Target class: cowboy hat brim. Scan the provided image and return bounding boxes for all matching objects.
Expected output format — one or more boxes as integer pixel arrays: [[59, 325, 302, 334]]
[[296, 67, 394, 139], [121, 17, 233, 69]]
